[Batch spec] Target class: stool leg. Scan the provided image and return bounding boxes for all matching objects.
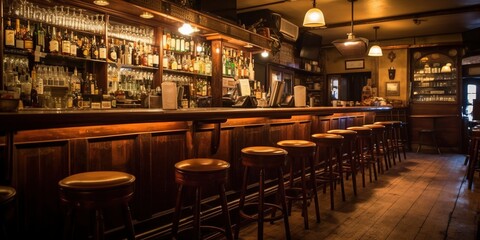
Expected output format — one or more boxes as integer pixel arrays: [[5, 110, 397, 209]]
[[95, 208, 105, 240], [219, 184, 233, 240], [327, 148, 335, 210], [63, 206, 75, 240], [416, 132, 423, 153], [300, 158, 309, 229], [336, 146, 346, 202], [309, 155, 321, 223], [121, 202, 136, 240], [234, 167, 249, 239], [172, 184, 184, 239], [350, 152, 358, 196], [258, 168, 264, 240], [193, 187, 202, 240], [277, 168, 291, 240], [432, 133, 441, 154]]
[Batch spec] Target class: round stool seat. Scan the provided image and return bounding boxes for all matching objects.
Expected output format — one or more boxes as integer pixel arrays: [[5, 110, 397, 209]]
[[374, 121, 395, 126], [59, 171, 135, 190], [363, 124, 385, 130], [175, 158, 230, 186], [311, 133, 344, 146], [59, 171, 135, 207], [241, 146, 288, 168], [277, 140, 316, 157], [0, 186, 15, 205], [347, 126, 373, 136]]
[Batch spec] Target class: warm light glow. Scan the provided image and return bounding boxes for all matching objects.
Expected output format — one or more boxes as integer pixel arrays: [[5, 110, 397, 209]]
[[93, 0, 109, 6], [244, 43, 253, 48], [196, 44, 203, 52], [261, 50, 269, 58], [215, 48, 220, 54], [178, 23, 194, 35], [344, 41, 360, 46], [368, 45, 383, 56], [441, 63, 452, 73], [303, 7, 325, 27], [140, 12, 154, 19]]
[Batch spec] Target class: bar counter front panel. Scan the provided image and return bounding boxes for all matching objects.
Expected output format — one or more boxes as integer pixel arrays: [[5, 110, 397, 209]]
[[0, 106, 388, 239]]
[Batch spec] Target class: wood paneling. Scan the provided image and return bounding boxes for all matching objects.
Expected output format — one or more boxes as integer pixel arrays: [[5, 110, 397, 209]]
[[5, 112, 372, 239]]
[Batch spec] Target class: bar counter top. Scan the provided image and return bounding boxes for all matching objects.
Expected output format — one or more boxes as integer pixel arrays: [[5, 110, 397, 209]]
[[1, 106, 391, 131]]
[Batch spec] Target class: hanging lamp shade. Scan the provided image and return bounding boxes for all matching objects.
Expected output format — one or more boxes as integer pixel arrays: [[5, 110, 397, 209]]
[[368, 26, 383, 56], [368, 45, 383, 56], [303, 0, 326, 27]]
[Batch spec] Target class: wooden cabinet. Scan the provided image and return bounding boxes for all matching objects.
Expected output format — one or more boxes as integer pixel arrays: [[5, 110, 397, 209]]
[[408, 46, 463, 151]]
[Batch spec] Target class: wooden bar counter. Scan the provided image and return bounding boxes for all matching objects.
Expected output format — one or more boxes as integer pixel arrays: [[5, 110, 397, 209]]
[[0, 106, 389, 239]]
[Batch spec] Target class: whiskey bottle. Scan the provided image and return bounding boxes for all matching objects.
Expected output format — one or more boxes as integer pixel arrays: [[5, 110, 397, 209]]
[[108, 38, 118, 63], [15, 18, 24, 49], [49, 27, 59, 54], [91, 36, 98, 59], [5, 18, 15, 48], [23, 21, 34, 52], [34, 23, 46, 52], [98, 38, 107, 60], [70, 31, 77, 57], [61, 29, 71, 55], [82, 36, 91, 59], [44, 26, 51, 53]]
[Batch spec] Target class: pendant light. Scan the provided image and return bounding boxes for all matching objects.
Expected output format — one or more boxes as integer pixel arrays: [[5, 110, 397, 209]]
[[93, 0, 109, 6], [331, 0, 369, 56], [368, 26, 383, 56], [303, 0, 326, 27], [178, 22, 194, 35]]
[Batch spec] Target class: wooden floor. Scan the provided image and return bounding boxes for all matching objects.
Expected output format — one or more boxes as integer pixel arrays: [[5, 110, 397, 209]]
[[236, 152, 480, 240]]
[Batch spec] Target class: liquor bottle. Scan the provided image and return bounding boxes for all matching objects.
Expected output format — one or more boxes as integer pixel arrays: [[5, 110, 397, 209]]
[[15, 18, 24, 49], [5, 18, 15, 48], [175, 35, 181, 52], [24, 21, 34, 52], [147, 45, 153, 67], [91, 36, 98, 59], [89, 73, 96, 95], [61, 29, 71, 55], [126, 42, 132, 65], [170, 34, 176, 51], [70, 31, 77, 57], [165, 30, 171, 50], [119, 40, 126, 64], [180, 36, 185, 52], [184, 37, 190, 53], [108, 38, 118, 62], [44, 26, 51, 53], [49, 27, 59, 54], [171, 53, 178, 70], [163, 50, 169, 69], [98, 38, 107, 60], [35, 23, 46, 52], [82, 36, 91, 59], [152, 47, 159, 68]]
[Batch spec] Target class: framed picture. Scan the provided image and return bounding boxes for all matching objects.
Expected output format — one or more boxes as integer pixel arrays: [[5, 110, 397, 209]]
[[345, 59, 365, 70], [386, 82, 400, 96]]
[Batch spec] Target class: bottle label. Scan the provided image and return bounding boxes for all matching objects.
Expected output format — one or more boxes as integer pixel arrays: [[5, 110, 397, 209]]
[[99, 48, 107, 59], [5, 30, 15, 46], [50, 40, 59, 53], [24, 40, 33, 50], [110, 50, 117, 61], [16, 38, 24, 49], [62, 41, 70, 54], [70, 44, 77, 56]]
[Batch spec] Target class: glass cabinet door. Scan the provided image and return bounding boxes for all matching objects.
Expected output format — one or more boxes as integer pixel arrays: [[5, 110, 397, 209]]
[[411, 52, 458, 103]]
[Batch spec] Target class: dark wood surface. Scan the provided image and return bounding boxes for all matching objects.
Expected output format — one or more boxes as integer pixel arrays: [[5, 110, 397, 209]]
[[0, 108, 385, 239]]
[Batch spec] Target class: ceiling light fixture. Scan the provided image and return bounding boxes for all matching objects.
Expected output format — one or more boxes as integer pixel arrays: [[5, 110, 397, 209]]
[[331, 0, 368, 56], [178, 22, 194, 35], [140, 12, 154, 19], [261, 50, 269, 58], [93, 0, 109, 6], [303, 0, 326, 27], [368, 26, 383, 57]]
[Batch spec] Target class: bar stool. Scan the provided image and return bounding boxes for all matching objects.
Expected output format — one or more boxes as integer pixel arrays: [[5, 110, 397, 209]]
[[399, 121, 409, 158], [347, 126, 377, 185], [172, 158, 233, 240], [364, 124, 389, 173], [311, 133, 345, 210], [58, 171, 136, 240], [374, 121, 396, 166], [277, 140, 320, 229], [326, 129, 358, 196], [390, 121, 405, 161], [468, 128, 480, 190], [416, 129, 441, 154], [234, 146, 290, 240], [0, 186, 16, 240]]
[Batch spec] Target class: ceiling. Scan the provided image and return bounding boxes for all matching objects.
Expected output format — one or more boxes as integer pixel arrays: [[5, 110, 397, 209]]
[[236, 0, 480, 47]]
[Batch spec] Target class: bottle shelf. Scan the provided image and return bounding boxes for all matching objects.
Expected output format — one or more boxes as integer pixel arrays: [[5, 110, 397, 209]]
[[164, 68, 211, 77], [109, 62, 158, 70]]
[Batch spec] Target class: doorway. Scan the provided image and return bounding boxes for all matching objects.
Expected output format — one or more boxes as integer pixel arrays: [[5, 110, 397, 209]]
[[463, 77, 480, 119], [328, 72, 372, 105]]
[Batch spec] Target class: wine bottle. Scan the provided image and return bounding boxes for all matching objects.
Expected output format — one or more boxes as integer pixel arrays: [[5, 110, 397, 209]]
[[15, 18, 24, 49], [91, 36, 98, 59]]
